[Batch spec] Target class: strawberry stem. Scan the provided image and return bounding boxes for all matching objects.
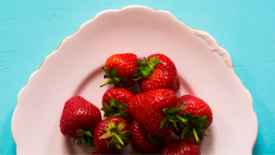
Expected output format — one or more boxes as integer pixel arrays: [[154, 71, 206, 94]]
[[100, 67, 127, 87], [113, 133, 124, 146], [175, 115, 187, 124], [192, 128, 199, 142], [100, 79, 113, 87]]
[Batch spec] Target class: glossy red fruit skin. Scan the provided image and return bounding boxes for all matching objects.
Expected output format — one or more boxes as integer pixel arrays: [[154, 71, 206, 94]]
[[102, 87, 134, 123], [139, 54, 180, 92], [105, 53, 138, 87], [177, 95, 213, 128], [128, 89, 178, 137], [93, 117, 130, 154], [60, 96, 102, 138], [160, 140, 200, 155], [130, 120, 163, 154]]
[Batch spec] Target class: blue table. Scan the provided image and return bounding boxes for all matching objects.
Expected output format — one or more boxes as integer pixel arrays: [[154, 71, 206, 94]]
[[1, 1, 274, 154]]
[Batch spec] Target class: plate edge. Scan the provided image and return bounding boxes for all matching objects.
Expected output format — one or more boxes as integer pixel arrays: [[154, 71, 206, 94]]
[[11, 5, 258, 154]]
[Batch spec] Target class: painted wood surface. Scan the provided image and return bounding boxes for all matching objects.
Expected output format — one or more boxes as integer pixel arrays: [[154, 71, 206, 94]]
[[0, 0, 274, 154]]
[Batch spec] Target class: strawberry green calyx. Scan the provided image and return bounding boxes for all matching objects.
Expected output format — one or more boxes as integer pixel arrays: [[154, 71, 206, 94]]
[[148, 134, 165, 146], [160, 103, 188, 131], [178, 111, 209, 142], [100, 118, 131, 149], [73, 128, 94, 146], [134, 56, 160, 81], [101, 97, 128, 118], [100, 67, 127, 87]]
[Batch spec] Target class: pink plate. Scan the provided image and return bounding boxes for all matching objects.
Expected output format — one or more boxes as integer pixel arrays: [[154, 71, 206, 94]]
[[12, 5, 258, 154]]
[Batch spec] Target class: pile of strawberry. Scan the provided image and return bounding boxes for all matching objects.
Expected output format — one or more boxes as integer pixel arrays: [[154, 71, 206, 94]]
[[60, 53, 213, 155]]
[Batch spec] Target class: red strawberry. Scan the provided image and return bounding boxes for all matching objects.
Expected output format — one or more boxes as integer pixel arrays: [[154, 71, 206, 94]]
[[160, 140, 200, 155], [101, 53, 138, 88], [60, 96, 102, 146], [128, 89, 186, 138], [130, 120, 164, 154], [174, 95, 213, 142], [134, 54, 179, 92], [93, 117, 131, 153], [101, 87, 134, 123]]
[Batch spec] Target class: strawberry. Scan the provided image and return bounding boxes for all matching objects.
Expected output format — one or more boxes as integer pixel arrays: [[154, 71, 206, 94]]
[[134, 54, 180, 92], [160, 140, 200, 155], [130, 120, 164, 154], [128, 89, 187, 138], [174, 95, 213, 142], [100, 53, 138, 88], [93, 117, 131, 153], [101, 87, 134, 123], [60, 96, 102, 146]]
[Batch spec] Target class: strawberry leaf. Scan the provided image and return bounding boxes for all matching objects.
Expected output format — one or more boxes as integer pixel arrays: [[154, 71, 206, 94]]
[[116, 143, 123, 150], [107, 139, 116, 147], [85, 131, 93, 137], [159, 117, 169, 129], [121, 131, 131, 137], [177, 113, 210, 142], [101, 97, 129, 119], [148, 134, 165, 147], [112, 68, 118, 77], [76, 129, 85, 134], [73, 128, 95, 146], [121, 137, 131, 143], [100, 118, 131, 150], [134, 56, 160, 81], [173, 121, 179, 132], [160, 103, 188, 130], [100, 67, 127, 87]]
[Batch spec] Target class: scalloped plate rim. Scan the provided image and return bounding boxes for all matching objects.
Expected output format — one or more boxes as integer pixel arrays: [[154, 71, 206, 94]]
[[11, 5, 258, 154]]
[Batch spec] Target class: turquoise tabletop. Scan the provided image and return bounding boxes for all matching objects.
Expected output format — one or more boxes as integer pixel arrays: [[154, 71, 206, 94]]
[[0, 1, 274, 154]]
